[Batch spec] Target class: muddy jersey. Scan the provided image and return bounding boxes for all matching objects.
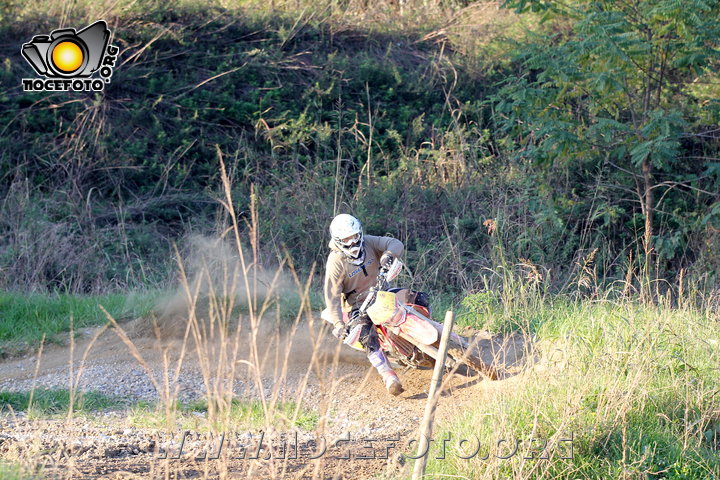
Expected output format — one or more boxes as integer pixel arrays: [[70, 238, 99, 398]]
[[323, 235, 404, 325]]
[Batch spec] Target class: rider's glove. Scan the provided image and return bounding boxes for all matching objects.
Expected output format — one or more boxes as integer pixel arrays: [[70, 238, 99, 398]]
[[332, 321, 348, 340], [380, 251, 394, 269]]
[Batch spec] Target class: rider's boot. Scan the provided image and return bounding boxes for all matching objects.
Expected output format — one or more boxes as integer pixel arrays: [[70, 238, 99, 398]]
[[368, 350, 404, 396]]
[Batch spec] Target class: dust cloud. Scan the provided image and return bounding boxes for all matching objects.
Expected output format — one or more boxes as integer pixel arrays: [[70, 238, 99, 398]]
[[126, 234, 364, 370]]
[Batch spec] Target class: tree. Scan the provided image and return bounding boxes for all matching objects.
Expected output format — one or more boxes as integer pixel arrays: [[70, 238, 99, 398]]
[[493, 0, 720, 296]]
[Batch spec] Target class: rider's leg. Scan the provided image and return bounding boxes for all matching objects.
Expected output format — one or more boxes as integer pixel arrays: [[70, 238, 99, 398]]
[[368, 349, 404, 396], [356, 317, 404, 396]]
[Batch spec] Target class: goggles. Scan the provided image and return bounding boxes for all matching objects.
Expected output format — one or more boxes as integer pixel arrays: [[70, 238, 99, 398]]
[[338, 233, 361, 247]]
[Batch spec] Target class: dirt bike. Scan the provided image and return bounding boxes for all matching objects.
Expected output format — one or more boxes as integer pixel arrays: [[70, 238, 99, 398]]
[[328, 258, 497, 379]]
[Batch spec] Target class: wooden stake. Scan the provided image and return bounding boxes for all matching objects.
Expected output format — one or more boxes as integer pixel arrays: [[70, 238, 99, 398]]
[[412, 310, 455, 480]]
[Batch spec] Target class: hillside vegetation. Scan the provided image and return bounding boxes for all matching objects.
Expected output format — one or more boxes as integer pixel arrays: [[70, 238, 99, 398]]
[[1, 0, 717, 299]]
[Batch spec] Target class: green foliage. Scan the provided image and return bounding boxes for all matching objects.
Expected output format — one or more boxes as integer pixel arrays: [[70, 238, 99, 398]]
[[496, 0, 720, 282], [0, 2, 495, 293]]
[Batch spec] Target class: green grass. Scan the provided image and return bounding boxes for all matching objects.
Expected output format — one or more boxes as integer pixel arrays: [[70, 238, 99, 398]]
[[0, 291, 160, 355], [0, 463, 40, 480], [0, 388, 124, 417], [273, 289, 324, 324], [424, 297, 720, 479], [128, 398, 319, 432], [213, 288, 324, 325]]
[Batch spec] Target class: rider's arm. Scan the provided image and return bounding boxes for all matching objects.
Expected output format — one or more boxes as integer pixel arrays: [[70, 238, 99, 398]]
[[366, 235, 404, 260], [323, 253, 345, 326]]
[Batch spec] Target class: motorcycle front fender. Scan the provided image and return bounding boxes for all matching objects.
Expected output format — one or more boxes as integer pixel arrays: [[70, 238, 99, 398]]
[[397, 313, 438, 345]]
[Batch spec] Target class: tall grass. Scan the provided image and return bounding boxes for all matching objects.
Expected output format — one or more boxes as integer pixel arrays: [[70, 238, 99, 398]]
[[428, 276, 720, 479], [89, 152, 361, 477], [0, 0, 556, 296], [0, 151, 346, 477], [0, 1, 718, 478], [1, 156, 717, 479]]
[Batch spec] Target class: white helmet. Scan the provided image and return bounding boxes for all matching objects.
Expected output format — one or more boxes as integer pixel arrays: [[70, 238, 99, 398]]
[[330, 214, 365, 264]]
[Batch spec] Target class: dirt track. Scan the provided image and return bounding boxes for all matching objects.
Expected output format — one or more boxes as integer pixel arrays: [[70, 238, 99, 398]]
[[0, 317, 535, 479]]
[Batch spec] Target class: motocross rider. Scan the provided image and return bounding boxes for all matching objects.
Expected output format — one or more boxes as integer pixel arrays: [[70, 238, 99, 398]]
[[322, 214, 405, 396]]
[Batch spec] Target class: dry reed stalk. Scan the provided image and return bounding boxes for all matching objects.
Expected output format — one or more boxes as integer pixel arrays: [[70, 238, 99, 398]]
[[28, 333, 46, 411]]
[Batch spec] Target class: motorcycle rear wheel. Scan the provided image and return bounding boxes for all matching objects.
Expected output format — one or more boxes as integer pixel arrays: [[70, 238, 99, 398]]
[[395, 349, 435, 369]]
